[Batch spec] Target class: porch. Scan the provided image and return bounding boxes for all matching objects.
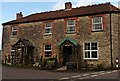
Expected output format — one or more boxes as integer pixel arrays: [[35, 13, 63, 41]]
[[10, 39, 35, 65], [57, 38, 80, 70]]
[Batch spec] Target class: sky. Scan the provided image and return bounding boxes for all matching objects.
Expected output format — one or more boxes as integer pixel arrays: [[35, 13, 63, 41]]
[[0, 0, 120, 50]]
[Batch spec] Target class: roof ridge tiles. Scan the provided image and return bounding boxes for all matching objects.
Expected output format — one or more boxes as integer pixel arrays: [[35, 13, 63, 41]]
[[72, 2, 111, 9]]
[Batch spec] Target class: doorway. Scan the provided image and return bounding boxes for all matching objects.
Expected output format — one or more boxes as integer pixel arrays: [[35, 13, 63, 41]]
[[11, 39, 35, 65], [63, 46, 72, 65]]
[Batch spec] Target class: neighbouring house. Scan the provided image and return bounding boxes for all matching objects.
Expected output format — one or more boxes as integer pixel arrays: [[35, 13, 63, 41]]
[[0, 50, 1, 64], [2, 2, 120, 70]]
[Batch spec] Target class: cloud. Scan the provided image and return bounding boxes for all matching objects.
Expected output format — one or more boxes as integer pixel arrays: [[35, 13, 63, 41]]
[[52, 0, 64, 10], [52, 0, 91, 10], [0, 3, 2, 50], [1, 0, 120, 2], [1, 0, 61, 2], [73, 0, 91, 8], [52, 0, 120, 10], [0, 25, 3, 50], [113, 4, 118, 8], [29, 10, 45, 15], [51, 0, 93, 10]]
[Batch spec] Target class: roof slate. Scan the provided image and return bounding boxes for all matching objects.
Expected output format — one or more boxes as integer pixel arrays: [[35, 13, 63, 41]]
[[2, 2, 120, 25]]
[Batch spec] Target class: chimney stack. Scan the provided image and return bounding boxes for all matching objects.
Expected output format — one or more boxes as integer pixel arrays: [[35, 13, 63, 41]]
[[16, 12, 23, 20], [65, 2, 72, 10]]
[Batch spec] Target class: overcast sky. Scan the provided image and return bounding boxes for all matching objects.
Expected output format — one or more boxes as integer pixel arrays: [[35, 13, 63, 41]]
[[0, 0, 120, 50]]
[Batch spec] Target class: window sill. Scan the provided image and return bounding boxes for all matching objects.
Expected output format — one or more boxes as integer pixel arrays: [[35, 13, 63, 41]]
[[44, 33, 52, 36], [91, 30, 103, 32], [44, 57, 52, 59], [11, 35, 17, 38], [65, 32, 76, 34], [84, 58, 98, 60]]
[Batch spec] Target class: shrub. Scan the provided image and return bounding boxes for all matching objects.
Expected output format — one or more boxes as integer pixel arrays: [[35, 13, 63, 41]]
[[41, 58, 58, 70], [95, 63, 105, 71]]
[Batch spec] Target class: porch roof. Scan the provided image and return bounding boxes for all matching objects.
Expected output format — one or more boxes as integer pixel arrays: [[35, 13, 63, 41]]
[[13, 39, 34, 47], [57, 38, 78, 46]]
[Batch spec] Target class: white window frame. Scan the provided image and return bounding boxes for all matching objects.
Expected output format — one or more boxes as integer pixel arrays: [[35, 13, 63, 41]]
[[44, 44, 52, 58], [66, 20, 76, 33], [92, 17, 103, 31], [44, 22, 52, 35], [11, 26, 17, 36], [11, 47, 15, 52], [83, 42, 98, 60]]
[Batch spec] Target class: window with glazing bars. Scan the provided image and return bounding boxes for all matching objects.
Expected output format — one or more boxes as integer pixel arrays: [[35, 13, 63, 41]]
[[44, 22, 52, 34], [84, 42, 98, 59], [11, 26, 17, 36], [92, 17, 103, 31], [66, 20, 76, 33], [44, 45, 52, 57]]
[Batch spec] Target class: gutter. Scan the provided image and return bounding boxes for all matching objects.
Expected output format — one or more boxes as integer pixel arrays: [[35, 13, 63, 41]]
[[2, 11, 120, 26], [109, 13, 113, 69]]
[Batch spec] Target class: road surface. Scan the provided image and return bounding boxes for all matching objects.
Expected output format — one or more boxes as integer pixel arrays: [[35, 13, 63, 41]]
[[1, 66, 119, 81]]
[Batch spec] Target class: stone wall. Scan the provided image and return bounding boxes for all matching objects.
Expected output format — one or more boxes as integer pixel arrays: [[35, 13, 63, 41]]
[[111, 13, 119, 68], [2, 13, 119, 69], [118, 13, 120, 68], [77, 14, 111, 68], [2, 25, 11, 63]]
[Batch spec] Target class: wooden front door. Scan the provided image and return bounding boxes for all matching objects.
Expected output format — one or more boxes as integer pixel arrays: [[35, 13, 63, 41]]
[[63, 46, 72, 65]]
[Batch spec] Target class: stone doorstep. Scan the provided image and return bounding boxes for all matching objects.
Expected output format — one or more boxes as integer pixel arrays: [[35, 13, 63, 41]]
[[57, 66, 67, 71], [33, 62, 41, 67], [6, 63, 11, 65]]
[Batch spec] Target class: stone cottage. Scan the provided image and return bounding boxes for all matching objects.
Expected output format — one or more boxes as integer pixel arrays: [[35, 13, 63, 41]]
[[2, 2, 120, 69]]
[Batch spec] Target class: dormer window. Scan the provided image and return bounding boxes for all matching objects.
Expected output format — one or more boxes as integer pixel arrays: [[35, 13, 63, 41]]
[[92, 17, 103, 31], [11, 26, 17, 36]]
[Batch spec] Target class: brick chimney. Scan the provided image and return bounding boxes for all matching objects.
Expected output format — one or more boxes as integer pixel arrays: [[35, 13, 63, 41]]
[[65, 2, 72, 10], [16, 12, 23, 20]]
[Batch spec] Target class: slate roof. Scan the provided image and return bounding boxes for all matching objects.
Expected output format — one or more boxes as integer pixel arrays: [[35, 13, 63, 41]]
[[2, 2, 120, 25]]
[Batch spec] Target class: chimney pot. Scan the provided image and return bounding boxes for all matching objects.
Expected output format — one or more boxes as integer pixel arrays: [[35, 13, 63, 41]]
[[16, 12, 23, 20], [20, 12, 22, 15], [65, 2, 72, 10]]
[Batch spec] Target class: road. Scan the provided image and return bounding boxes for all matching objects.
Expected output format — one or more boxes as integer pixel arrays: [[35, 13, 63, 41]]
[[2, 66, 119, 81]]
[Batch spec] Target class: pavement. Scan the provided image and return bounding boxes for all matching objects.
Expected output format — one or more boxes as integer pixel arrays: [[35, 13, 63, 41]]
[[0, 66, 2, 81]]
